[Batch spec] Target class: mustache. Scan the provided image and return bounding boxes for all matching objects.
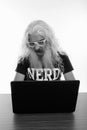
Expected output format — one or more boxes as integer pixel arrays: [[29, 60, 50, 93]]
[[35, 49, 43, 53]]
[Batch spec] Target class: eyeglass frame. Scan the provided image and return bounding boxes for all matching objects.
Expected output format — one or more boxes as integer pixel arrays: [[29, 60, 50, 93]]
[[27, 39, 47, 48]]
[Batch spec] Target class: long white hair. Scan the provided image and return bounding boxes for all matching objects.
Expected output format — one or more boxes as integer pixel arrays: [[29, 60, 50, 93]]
[[19, 20, 66, 72]]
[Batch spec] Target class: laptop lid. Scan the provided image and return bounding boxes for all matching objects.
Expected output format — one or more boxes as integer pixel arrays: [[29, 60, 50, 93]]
[[10, 80, 80, 113]]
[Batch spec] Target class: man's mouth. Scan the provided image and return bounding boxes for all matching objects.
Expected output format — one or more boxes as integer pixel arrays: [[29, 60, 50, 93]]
[[35, 50, 44, 56], [36, 51, 42, 53]]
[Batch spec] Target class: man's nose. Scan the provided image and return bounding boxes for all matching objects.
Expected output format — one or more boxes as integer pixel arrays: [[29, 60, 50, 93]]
[[35, 45, 40, 50]]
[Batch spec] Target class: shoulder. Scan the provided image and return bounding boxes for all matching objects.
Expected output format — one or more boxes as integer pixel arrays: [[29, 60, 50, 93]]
[[15, 57, 30, 75], [18, 57, 29, 67], [59, 53, 69, 63], [58, 51, 69, 63], [58, 52, 74, 74]]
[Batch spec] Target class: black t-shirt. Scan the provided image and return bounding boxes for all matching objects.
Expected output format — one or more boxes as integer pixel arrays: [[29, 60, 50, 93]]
[[15, 54, 73, 81]]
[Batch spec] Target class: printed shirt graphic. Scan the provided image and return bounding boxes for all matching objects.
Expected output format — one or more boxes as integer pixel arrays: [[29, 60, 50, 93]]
[[26, 68, 61, 81], [15, 54, 73, 81]]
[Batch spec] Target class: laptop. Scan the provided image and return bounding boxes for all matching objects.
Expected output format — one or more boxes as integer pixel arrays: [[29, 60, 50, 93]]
[[10, 80, 80, 113]]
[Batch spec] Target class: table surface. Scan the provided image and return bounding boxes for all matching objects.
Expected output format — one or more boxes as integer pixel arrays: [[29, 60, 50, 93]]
[[0, 93, 87, 130]]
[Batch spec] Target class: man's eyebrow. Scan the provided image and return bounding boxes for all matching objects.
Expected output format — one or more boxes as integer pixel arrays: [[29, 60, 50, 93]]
[[31, 38, 44, 43], [39, 38, 45, 41]]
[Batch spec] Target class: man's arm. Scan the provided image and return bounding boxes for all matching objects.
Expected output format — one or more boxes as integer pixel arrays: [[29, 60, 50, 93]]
[[14, 72, 25, 81], [64, 71, 75, 80]]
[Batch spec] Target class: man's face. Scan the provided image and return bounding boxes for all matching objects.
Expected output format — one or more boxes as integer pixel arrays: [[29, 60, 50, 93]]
[[29, 34, 46, 58]]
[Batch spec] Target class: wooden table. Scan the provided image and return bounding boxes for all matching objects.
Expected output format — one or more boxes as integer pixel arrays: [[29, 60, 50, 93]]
[[0, 93, 87, 130]]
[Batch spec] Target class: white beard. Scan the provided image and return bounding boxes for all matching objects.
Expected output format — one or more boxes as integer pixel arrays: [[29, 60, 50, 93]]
[[29, 47, 55, 69]]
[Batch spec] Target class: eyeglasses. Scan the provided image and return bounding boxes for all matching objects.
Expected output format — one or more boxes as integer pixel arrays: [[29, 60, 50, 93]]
[[28, 39, 47, 48]]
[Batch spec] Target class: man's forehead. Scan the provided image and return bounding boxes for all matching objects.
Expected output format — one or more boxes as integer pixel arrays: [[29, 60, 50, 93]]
[[30, 34, 44, 42]]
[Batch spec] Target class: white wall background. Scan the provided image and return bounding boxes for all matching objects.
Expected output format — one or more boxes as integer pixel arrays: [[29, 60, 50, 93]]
[[0, 0, 87, 93]]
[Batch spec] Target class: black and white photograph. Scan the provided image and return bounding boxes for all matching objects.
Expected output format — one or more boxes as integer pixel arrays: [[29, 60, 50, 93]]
[[0, 0, 87, 129]]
